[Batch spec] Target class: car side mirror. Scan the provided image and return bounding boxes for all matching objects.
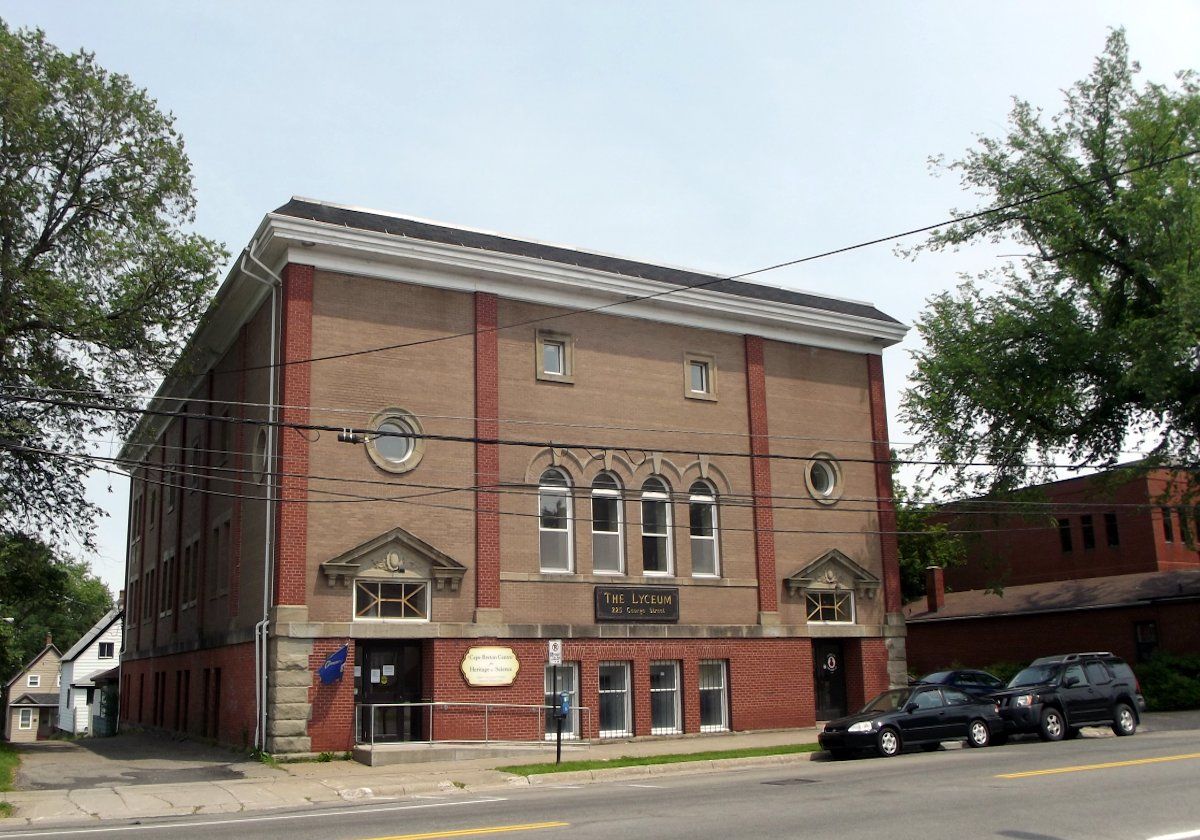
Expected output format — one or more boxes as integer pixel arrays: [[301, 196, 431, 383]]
[[1063, 676, 1079, 688], [904, 703, 919, 714]]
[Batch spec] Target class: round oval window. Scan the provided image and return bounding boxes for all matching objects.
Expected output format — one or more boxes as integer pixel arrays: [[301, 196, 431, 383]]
[[366, 408, 425, 474], [810, 460, 835, 496], [374, 420, 414, 464]]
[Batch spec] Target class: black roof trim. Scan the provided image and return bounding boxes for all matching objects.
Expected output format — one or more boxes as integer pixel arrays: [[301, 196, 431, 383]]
[[273, 198, 902, 326]]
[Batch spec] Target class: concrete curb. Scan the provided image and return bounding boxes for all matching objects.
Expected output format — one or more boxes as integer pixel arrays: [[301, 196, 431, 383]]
[[516, 749, 820, 786]]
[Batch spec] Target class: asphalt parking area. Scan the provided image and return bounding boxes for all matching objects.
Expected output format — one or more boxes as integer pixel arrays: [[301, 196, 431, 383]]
[[13, 732, 281, 790]]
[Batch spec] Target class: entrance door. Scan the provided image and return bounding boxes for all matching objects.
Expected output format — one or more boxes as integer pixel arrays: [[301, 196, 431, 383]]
[[358, 642, 423, 742], [813, 640, 847, 720]]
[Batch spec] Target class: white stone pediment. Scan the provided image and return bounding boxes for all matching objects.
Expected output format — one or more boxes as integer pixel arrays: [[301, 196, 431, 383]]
[[319, 527, 467, 591], [784, 549, 880, 599]]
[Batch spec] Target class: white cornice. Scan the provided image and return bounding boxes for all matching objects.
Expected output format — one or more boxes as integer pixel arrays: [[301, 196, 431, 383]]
[[260, 214, 908, 354]]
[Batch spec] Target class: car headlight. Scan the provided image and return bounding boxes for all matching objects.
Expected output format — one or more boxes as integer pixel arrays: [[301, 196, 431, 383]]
[[848, 721, 875, 733], [1013, 694, 1035, 707]]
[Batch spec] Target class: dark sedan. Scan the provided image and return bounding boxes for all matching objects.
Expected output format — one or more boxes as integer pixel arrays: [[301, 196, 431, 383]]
[[819, 685, 1002, 758], [916, 669, 1006, 699]]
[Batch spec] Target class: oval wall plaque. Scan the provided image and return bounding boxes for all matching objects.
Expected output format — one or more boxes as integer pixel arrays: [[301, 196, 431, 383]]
[[460, 646, 521, 687]]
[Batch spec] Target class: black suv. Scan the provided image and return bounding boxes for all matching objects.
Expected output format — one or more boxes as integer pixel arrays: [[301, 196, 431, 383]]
[[992, 652, 1146, 741]]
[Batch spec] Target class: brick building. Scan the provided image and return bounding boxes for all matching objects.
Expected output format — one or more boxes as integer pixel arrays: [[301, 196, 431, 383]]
[[117, 198, 909, 755], [906, 469, 1200, 673]]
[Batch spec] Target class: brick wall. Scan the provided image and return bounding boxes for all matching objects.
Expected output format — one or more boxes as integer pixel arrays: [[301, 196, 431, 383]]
[[906, 601, 1200, 673], [475, 292, 501, 611], [866, 355, 902, 613], [119, 642, 256, 748], [744, 335, 778, 614], [421, 637, 829, 741], [308, 639, 356, 752], [275, 263, 313, 606]]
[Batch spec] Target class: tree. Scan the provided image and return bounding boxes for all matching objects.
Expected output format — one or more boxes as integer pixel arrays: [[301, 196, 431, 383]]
[[894, 477, 966, 602], [0, 22, 226, 547], [902, 29, 1200, 494], [0, 531, 112, 685]]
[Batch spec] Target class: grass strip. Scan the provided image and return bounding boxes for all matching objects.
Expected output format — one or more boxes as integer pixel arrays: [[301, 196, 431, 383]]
[[0, 742, 18, 792], [496, 742, 821, 776], [0, 741, 18, 819]]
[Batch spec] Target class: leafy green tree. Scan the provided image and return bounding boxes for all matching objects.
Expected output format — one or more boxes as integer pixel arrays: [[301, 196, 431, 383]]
[[0, 532, 112, 686], [894, 479, 966, 602], [902, 29, 1200, 493], [0, 22, 226, 547]]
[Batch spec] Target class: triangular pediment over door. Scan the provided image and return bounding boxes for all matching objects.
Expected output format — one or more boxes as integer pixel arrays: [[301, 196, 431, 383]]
[[783, 548, 881, 600], [319, 527, 467, 591]]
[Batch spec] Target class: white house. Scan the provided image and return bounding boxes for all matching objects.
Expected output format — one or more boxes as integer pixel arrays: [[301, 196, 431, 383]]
[[58, 609, 123, 735]]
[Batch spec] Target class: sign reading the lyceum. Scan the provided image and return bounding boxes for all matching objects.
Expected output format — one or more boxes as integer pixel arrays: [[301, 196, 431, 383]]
[[460, 647, 521, 686], [595, 586, 680, 622]]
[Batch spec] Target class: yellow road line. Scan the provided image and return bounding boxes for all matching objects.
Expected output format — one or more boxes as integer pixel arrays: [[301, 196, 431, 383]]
[[365, 821, 570, 840], [997, 751, 1200, 779]]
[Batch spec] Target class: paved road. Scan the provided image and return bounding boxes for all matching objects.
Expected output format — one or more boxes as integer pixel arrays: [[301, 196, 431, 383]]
[[4, 720, 1199, 840]]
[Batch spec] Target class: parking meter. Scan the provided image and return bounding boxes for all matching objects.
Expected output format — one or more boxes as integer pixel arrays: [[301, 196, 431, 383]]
[[556, 691, 571, 719]]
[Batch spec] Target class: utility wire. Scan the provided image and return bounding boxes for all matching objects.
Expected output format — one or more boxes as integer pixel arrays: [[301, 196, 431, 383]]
[[8, 442, 1168, 539], [217, 148, 1200, 374], [11, 392, 1173, 473]]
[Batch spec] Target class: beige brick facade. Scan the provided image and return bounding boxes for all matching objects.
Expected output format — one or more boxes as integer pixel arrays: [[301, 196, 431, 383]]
[[118, 198, 908, 755]]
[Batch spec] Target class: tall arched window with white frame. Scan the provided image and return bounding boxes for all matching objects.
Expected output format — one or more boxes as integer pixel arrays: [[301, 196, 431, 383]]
[[539, 468, 573, 572], [641, 476, 673, 575], [689, 480, 719, 577], [591, 472, 624, 574]]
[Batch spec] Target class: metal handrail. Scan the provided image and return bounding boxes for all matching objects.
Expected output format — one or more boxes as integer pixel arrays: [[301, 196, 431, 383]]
[[355, 700, 593, 745]]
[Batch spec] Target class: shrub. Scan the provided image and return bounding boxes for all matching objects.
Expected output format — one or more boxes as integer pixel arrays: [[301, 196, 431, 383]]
[[1136, 653, 1200, 712]]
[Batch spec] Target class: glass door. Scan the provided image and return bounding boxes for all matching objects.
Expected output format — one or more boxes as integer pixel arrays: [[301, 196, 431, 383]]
[[358, 641, 423, 742]]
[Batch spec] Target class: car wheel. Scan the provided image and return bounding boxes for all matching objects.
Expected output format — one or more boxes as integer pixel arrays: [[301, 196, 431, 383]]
[[1112, 703, 1137, 736], [967, 719, 991, 748], [1038, 707, 1065, 742], [877, 726, 901, 757]]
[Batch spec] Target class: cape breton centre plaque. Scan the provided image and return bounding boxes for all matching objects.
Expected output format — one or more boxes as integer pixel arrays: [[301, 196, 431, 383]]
[[594, 585, 680, 622]]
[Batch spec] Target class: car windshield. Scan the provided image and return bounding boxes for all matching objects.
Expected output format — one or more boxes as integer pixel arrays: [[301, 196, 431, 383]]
[[1009, 664, 1060, 687], [860, 689, 912, 713], [919, 671, 951, 684]]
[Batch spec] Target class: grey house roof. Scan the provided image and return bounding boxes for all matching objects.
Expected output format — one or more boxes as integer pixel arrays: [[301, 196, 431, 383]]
[[273, 198, 903, 327], [60, 609, 122, 663], [10, 692, 59, 707], [905, 569, 1200, 623]]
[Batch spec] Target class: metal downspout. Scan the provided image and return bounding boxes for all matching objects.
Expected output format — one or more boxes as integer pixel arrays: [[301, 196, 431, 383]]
[[239, 243, 280, 752]]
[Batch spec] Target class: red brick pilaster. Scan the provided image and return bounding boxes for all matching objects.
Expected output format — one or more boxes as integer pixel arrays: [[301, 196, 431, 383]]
[[274, 264, 313, 606], [308, 640, 356, 752], [229, 330, 245, 616], [867, 354, 902, 613], [744, 335, 778, 614], [474, 292, 501, 611]]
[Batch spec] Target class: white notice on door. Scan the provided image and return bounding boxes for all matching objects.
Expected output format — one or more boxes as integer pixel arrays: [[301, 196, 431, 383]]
[[382, 665, 395, 677], [370, 669, 381, 683]]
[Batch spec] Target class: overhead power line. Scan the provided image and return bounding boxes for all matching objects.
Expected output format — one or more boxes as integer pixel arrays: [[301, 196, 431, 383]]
[[9, 391, 1171, 473], [220, 148, 1200, 374], [9, 441, 1107, 539]]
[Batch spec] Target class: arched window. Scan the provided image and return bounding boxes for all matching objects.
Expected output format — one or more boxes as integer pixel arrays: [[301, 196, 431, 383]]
[[689, 480, 719, 577], [591, 473, 624, 574], [641, 477, 672, 575], [539, 468, 573, 572]]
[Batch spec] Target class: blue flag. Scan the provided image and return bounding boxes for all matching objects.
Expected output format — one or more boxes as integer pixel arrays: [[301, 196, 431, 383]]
[[318, 644, 349, 685]]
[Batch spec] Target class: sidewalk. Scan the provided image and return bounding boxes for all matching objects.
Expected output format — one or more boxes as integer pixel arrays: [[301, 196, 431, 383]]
[[0, 727, 823, 829]]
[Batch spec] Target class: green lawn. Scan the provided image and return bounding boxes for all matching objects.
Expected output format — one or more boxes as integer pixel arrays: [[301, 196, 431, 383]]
[[0, 741, 18, 818], [496, 742, 821, 776]]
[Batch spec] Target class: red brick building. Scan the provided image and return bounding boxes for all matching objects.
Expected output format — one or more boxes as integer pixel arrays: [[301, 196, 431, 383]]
[[906, 469, 1200, 674], [117, 198, 908, 756]]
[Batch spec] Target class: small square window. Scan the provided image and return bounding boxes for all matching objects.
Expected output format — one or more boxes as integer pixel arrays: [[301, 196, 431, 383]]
[[27, 674, 40, 688], [19, 708, 33, 730], [535, 331, 574, 383], [683, 352, 717, 401], [99, 642, 115, 659]]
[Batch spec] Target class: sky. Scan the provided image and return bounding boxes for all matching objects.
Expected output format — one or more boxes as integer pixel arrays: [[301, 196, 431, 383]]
[[1, 1, 1196, 594]]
